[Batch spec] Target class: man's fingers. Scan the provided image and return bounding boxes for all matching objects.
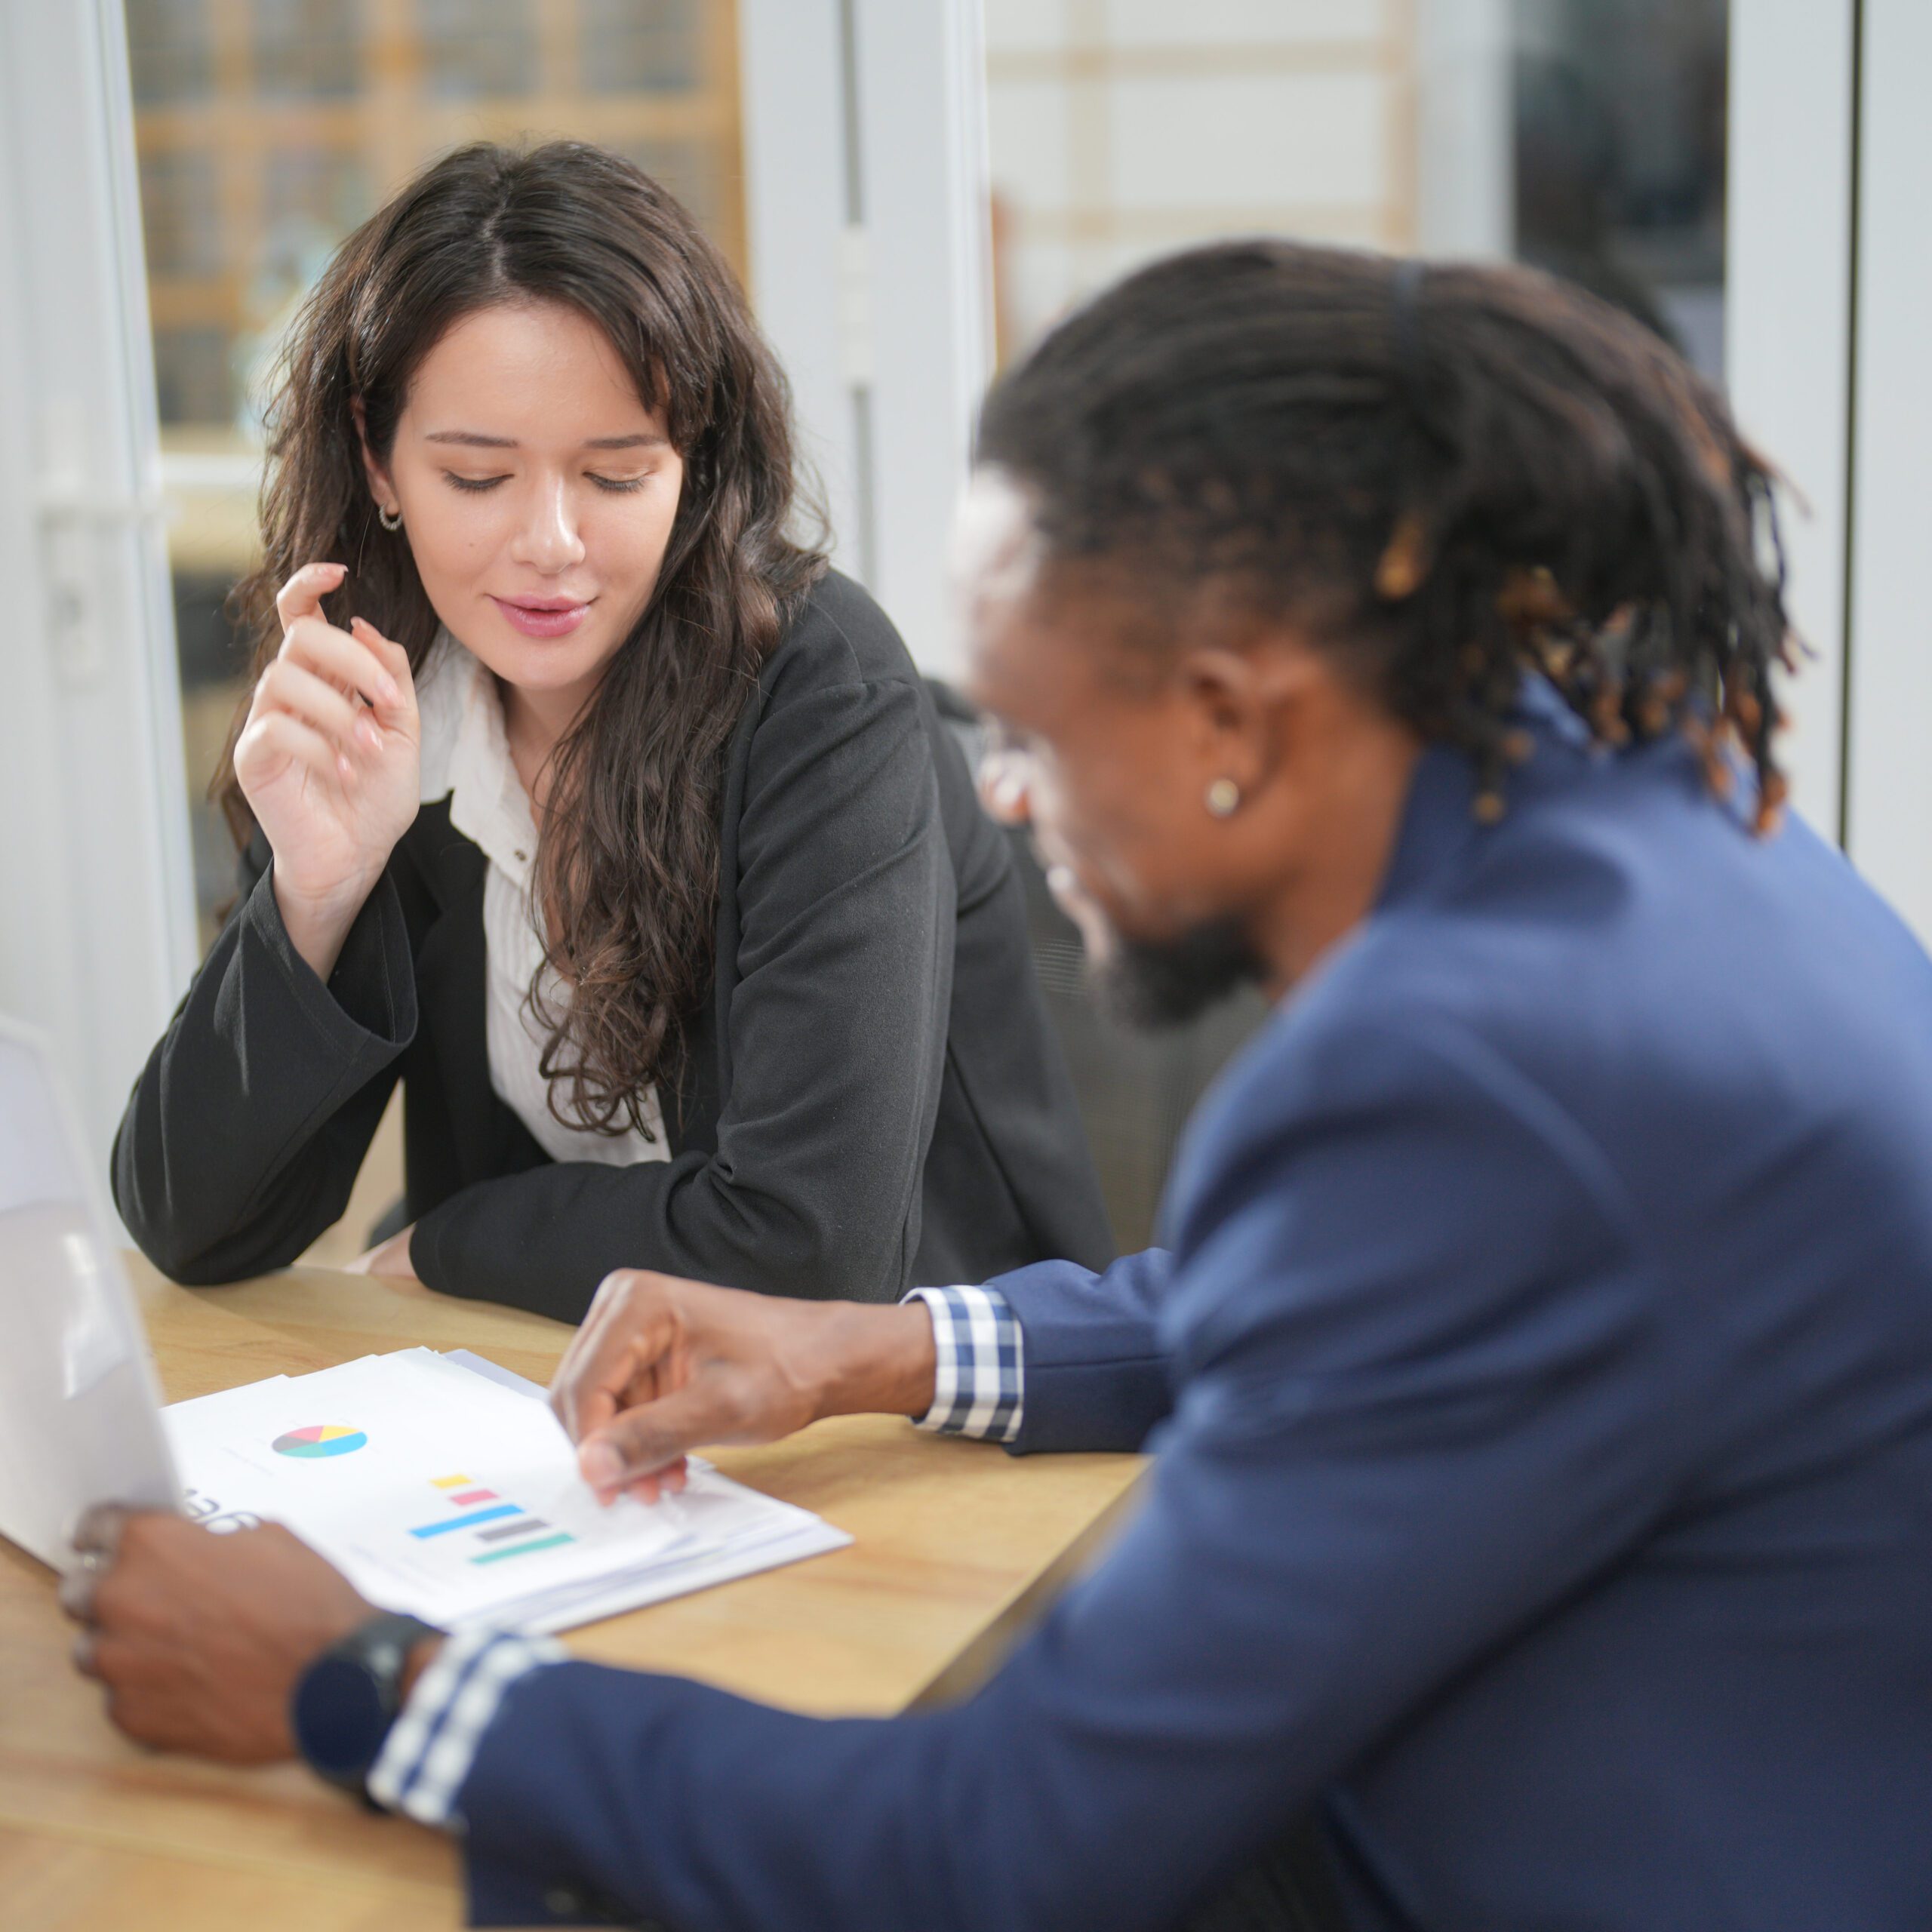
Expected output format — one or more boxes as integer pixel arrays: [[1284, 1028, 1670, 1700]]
[[578, 1386, 732, 1503], [73, 1630, 140, 1687], [274, 561, 348, 632], [621, 1459, 689, 1506], [72, 1504, 127, 1561], [57, 1567, 97, 1623], [550, 1271, 679, 1442]]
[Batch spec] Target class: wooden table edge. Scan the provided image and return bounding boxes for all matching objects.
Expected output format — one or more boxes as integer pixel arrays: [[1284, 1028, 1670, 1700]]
[[906, 1466, 1147, 1708]]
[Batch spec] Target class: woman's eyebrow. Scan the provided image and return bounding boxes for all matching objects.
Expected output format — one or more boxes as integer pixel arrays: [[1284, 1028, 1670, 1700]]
[[422, 429, 670, 451]]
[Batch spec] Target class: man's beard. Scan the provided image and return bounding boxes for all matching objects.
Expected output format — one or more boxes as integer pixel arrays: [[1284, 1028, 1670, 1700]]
[[1088, 915, 1266, 1031]]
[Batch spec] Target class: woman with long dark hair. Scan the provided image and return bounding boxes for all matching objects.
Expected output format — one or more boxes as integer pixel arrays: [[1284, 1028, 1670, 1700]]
[[112, 140, 1111, 1320]]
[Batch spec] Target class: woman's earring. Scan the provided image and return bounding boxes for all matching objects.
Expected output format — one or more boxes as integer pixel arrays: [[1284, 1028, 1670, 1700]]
[[378, 503, 403, 532], [1205, 777, 1241, 818]]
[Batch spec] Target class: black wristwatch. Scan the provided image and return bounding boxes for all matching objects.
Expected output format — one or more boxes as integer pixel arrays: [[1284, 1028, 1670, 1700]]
[[291, 1611, 445, 1798]]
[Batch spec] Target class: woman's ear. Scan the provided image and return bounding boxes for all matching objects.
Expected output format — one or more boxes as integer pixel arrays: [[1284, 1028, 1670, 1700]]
[[350, 395, 398, 514]]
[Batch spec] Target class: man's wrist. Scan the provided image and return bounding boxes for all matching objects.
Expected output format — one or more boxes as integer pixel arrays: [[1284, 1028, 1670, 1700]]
[[813, 1300, 937, 1423], [291, 1612, 446, 1796]]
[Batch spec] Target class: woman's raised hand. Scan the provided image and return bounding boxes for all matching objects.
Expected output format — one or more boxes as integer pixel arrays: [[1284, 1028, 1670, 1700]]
[[235, 562, 420, 979]]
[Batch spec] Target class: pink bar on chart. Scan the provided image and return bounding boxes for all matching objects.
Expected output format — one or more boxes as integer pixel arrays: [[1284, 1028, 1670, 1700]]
[[451, 1489, 499, 1506]]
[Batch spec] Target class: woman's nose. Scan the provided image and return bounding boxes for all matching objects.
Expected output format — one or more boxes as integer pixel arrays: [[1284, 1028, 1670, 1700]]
[[512, 476, 587, 573]]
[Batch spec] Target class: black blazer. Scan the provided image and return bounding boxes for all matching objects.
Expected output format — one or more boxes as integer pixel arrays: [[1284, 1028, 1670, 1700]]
[[113, 571, 1114, 1321]]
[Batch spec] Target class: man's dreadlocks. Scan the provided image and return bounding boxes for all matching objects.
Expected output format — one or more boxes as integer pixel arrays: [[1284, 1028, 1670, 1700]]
[[976, 241, 1791, 830]]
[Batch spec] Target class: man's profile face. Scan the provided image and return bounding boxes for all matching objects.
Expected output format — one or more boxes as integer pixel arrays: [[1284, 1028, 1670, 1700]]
[[952, 470, 1266, 1026]]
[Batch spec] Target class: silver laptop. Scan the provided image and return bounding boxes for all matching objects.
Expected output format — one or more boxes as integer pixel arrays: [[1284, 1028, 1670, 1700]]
[[0, 1017, 180, 1572]]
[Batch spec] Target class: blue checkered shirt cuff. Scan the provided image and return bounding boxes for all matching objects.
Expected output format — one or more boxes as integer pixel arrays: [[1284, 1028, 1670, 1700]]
[[903, 1284, 1025, 1443], [366, 1626, 568, 1829]]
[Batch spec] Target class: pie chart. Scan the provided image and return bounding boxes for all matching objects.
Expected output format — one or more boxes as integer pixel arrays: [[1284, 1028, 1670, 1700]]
[[272, 1424, 368, 1459]]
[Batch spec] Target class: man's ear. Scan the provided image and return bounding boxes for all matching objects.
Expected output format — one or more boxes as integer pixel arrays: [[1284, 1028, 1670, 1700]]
[[349, 395, 395, 511], [1179, 635, 1321, 801]]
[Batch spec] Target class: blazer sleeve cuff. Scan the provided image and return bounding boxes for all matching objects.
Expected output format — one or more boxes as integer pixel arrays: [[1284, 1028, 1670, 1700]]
[[408, 1182, 471, 1294], [986, 1256, 1175, 1456], [239, 861, 417, 1057]]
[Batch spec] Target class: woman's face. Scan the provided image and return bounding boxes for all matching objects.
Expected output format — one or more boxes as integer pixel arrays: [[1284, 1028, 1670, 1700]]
[[362, 299, 685, 718]]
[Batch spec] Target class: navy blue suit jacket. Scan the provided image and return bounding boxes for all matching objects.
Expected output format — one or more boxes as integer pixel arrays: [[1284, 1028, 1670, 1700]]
[[451, 685, 1932, 1930]]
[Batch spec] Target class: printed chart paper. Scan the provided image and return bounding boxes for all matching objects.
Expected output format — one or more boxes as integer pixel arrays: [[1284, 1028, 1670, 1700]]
[[164, 1349, 848, 1633]]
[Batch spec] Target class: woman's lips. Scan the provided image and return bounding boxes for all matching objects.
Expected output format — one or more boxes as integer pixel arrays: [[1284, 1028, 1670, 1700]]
[[491, 595, 591, 638]]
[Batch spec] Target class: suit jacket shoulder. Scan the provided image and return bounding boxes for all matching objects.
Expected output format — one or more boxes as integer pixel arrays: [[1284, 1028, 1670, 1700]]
[[759, 569, 924, 705]]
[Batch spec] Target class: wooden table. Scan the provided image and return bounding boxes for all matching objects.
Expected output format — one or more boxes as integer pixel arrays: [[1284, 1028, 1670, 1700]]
[[0, 1260, 1146, 1930]]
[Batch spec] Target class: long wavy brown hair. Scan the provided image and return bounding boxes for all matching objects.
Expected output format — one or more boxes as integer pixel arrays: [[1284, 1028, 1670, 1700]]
[[218, 140, 826, 1137]]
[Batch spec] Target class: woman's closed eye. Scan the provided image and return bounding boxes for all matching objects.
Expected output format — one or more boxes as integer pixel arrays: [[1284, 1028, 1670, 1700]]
[[439, 471, 654, 495]]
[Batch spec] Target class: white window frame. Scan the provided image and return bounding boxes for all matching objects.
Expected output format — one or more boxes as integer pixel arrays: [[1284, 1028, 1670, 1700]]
[[1730, 0, 1932, 946], [1841, 0, 1932, 944], [1727, 0, 1857, 848], [740, 0, 994, 685], [0, 0, 196, 1180]]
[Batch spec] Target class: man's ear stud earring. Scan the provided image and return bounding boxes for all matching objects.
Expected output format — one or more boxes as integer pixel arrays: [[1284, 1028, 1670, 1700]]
[[1206, 777, 1241, 818]]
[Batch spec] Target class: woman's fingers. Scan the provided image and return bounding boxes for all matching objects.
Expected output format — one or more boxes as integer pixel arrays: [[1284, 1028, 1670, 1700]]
[[274, 561, 347, 635], [281, 615, 402, 715], [254, 657, 364, 745], [272, 561, 414, 728], [349, 616, 415, 708], [237, 708, 353, 793]]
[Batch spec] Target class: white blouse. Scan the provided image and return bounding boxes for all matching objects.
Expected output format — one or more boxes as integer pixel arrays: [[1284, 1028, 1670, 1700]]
[[414, 632, 669, 1169]]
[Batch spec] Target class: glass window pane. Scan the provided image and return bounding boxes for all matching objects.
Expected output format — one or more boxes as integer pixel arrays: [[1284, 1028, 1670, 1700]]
[[1515, 0, 1727, 380], [986, 2, 1727, 377], [579, 0, 703, 94], [251, 0, 359, 100], [418, 0, 538, 100], [126, 0, 214, 104], [139, 150, 222, 276], [152, 327, 232, 426]]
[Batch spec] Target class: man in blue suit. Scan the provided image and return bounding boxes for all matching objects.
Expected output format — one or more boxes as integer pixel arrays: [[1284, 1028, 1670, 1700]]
[[69, 243, 1932, 1929]]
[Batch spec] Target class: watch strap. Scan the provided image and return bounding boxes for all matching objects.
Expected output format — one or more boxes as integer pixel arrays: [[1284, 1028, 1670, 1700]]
[[293, 1611, 445, 1795]]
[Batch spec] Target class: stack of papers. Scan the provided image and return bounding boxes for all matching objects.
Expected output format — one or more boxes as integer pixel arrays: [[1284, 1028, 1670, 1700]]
[[163, 1349, 849, 1634]]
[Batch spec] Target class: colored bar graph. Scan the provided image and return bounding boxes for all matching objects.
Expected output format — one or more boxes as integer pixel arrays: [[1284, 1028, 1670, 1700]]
[[410, 1503, 521, 1538], [411, 1475, 575, 1567], [476, 1517, 550, 1543], [472, 1531, 576, 1565]]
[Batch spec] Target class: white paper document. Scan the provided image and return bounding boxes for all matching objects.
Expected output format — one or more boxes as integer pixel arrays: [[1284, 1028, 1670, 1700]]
[[164, 1349, 849, 1634], [0, 1026, 181, 1574]]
